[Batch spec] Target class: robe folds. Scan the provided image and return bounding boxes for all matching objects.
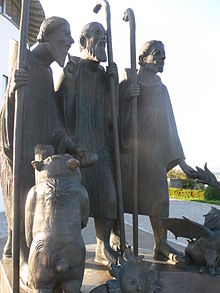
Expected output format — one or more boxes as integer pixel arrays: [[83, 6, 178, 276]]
[[120, 69, 185, 217], [0, 50, 72, 229], [58, 58, 117, 219]]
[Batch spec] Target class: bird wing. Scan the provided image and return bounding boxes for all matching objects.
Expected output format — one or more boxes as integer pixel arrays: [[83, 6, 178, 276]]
[[161, 217, 213, 240]]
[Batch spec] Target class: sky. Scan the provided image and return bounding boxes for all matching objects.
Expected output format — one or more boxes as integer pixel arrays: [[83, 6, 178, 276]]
[[40, 0, 220, 172]]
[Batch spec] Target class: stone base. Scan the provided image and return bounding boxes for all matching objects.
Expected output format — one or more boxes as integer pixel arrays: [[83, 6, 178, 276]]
[[144, 250, 220, 293], [81, 244, 112, 292], [1, 246, 220, 293], [159, 270, 220, 293], [0, 258, 26, 293], [0, 245, 112, 293], [0, 259, 11, 293]]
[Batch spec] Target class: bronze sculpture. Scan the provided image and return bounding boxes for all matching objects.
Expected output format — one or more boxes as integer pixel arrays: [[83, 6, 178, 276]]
[[119, 40, 197, 262], [90, 249, 161, 292], [1, 2, 215, 290], [0, 16, 87, 283], [25, 148, 89, 292], [194, 163, 220, 191], [161, 207, 220, 276], [93, 0, 126, 255], [57, 22, 120, 266]]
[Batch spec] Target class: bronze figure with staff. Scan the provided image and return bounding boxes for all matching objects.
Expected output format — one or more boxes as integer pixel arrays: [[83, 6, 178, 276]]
[[56, 0, 124, 266], [119, 25, 197, 263], [0, 5, 88, 291], [93, 0, 126, 256]]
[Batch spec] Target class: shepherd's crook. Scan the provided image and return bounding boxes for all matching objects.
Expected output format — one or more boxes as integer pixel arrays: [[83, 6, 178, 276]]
[[93, 0, 126, 254], [13, 0, 30, 291], [123, 8, 138, 256]]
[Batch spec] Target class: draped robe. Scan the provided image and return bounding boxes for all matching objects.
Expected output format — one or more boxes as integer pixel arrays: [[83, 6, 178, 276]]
[[120, 70, 185, 217], [58, 59, 117, 219], [0, 51, 73, 229]]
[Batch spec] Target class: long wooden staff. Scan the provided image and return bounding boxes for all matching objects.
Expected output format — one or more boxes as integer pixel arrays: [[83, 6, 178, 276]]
[[93, 0, 126, 254], [123, 8, 138, 256], [12, 0, 30, 291]]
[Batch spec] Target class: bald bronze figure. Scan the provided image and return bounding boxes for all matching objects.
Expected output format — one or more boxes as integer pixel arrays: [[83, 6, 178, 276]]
[[120, 40, 197, 261], [57, 22, 120, 265]]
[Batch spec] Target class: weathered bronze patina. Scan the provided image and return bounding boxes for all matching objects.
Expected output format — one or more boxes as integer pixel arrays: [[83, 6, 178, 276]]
[[161, 207, 220, 276], [195, 163, 220, 190], [90, 249, 161, 292], [25, 146, 89, 292], [119, 40, 197, 262], [0, 16, 84, 284], [57, 21, 120, 266]]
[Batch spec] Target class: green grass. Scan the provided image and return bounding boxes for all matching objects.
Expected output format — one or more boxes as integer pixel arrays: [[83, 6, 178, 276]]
[[170, 197, 220, 206], [189, 199, 220, 206]]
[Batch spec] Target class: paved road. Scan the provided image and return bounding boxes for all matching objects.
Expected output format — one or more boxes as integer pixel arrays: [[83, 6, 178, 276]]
[[124, 199, 220, 246], [0, 212, 7, 238], [0, 199, 219, 247]]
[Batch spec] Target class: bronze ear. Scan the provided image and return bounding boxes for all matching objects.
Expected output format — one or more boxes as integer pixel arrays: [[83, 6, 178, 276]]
[[138, 55, 144, 66], [31, 160, 44, 171], [79, 35, 87, 50], [65, 159, 80, 171], [40, 30, 50, 43]]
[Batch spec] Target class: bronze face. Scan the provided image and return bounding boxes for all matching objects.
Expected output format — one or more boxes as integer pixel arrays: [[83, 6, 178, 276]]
[[49, 22, 74, 67], [83, 22, 107, 62], [143, 43, 166, 73], [120, 264, 147, 292]]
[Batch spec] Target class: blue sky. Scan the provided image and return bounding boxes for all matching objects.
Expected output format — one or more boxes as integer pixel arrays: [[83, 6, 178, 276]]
[[40, 0, 220, 171]]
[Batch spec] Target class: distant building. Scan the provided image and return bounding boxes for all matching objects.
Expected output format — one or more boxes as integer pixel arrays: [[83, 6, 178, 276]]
[[0, 0, 20, 105], [0, 0, 45, 212], [168, 178, 183, 188]]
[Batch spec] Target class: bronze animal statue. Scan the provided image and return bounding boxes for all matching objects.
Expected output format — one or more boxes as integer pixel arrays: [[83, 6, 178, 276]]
[[161, 207, 220, 275], [25, 152, 89, 292], [195, 163, 220, 191]]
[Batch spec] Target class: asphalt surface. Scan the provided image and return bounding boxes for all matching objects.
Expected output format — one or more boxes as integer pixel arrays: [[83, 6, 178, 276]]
[[0, 199, 219, 255], [124, 199, 220, 246]]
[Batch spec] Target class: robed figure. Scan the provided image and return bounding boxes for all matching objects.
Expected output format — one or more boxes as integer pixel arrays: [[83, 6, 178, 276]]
[[57, 22, 120, 265], [0, 17, 83, 282], [120, 40, 196, 261]]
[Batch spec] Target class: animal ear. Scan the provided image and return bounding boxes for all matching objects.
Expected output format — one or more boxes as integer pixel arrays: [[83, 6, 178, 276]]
[[31, 160, 44, 171], [65, 158, 80, 171], [79, 35, 87, 50]]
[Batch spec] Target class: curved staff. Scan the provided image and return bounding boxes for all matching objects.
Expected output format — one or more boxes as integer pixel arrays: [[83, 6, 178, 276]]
[[12, 0, 30, 291], [123, 8, 138, 256], [93, 0, 126, 254]]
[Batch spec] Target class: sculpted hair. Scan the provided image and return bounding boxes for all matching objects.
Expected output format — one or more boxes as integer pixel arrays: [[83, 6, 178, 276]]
[[37, 16, 69, 42], [138, 40, 164, 66]]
